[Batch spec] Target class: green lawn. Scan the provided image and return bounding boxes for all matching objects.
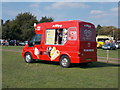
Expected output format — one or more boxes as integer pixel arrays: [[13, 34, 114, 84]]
[[97, 49, 119, 58], [2, 46, 23, 50], [2, 46, 119, 88]]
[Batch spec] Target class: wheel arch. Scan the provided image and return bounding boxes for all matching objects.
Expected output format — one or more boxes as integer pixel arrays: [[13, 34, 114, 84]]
[[59, 54, 71, 63], [24, 51, 33, 58], [24, 51, 34, 63]]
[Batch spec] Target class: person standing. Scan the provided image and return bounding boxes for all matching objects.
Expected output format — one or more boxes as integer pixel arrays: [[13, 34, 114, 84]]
[[56, 29, 62, 44]]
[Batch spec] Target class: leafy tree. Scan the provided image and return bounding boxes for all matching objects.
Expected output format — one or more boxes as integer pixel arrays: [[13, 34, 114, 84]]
[[115, 28, 120, 40], [39, 16, 54, 23], [2, 13, 54, 41], [15, 12, 38, 41], [99, 26, 117, 36], [2, 20, 11, 39], [2, 12, 38, 41], [96, 24, 102, 36], [97, 25, 119, 40], [0, 26, 1, 39]]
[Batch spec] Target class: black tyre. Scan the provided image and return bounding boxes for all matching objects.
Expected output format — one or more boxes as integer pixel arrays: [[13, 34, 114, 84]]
[[24, 52, 34, 63], [60, 55, 70, 68]]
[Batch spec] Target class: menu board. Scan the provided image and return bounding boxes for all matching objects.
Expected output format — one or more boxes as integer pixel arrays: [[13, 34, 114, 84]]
[[46, 29, 55, 44]]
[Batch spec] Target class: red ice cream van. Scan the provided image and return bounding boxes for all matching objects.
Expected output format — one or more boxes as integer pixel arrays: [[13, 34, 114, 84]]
[[22, 20, 97, 68]]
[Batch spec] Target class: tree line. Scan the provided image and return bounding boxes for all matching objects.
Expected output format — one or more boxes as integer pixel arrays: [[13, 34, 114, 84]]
[[2, 12, 54, 41], [96, 25, 120, 40], [1, 12, 120, 41]]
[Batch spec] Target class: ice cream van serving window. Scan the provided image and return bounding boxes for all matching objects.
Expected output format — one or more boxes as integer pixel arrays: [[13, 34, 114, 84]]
[[45, 29, 68, 45]]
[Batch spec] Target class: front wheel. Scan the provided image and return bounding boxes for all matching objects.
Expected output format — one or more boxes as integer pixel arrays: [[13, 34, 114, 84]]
[[24, 52, 34, 63], [60, 55, 70, 68]]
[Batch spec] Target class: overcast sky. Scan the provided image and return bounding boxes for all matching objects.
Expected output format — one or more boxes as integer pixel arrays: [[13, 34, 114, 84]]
[[1, 2, 118, 27]]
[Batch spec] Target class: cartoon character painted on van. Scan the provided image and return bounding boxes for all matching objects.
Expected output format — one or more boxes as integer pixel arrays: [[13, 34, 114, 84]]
[[46, 47, 60, 61]]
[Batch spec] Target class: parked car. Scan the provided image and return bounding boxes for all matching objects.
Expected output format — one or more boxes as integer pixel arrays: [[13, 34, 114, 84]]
[[24, 41, 28, 45], [9, 40, 15, 46], [19, 41, 28, 46], [0, 39, 3, 45], [19, 42, 25, 46], [102, 43, 116, 50], [1, 40, 9, 46], [97, 41, 104, 48], [116, 44, 120, 49], [116, 41, 120, 49]]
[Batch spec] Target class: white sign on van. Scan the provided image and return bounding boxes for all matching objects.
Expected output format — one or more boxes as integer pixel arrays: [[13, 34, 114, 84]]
[[52, 24, 62, 27], [84, 49, 94, 52], [84, 24, 91, 28], [35, 26, 41, 31]]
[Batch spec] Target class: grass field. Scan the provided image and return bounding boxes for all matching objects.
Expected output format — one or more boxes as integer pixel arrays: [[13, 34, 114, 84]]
[[2, 46, 23, 50], [2, 46, 119, 88], [97, 49, 119, 58]]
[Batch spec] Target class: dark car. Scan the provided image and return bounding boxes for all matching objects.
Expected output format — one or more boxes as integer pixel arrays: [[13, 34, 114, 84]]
[[9, 40, 15, 46], [102, 43, 116, 50]]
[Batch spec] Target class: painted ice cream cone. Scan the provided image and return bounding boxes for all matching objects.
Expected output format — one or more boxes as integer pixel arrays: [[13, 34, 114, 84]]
[[34, 47, 40, 59], [51, 50, 60, 61], [36, 54, 40, 59], [50, 47, 56, 57]]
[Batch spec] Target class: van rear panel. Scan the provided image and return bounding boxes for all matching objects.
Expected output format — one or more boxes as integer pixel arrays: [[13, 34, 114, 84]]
[[79, 22, 97, 63]]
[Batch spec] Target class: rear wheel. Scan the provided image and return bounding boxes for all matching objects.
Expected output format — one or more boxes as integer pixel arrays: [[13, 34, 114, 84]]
[[60, 55, 70, 68], [24, 52, 34, 63]]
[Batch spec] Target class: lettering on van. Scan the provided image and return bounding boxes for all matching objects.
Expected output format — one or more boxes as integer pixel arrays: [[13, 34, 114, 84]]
[[35, 26, 41, 31], [84, 24, 91, 28], [84, 49, 94, 52], [52, 24, 62, 28]]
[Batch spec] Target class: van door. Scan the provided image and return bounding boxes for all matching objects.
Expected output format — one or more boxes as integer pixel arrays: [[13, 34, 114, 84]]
[[28, 34, 42, 59], [80, 23, 97, 63], [40, 29, 58, 61]]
